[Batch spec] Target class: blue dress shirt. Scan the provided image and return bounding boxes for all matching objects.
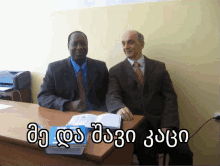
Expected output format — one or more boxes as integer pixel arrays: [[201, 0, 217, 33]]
[[70, 57, 93, 110]]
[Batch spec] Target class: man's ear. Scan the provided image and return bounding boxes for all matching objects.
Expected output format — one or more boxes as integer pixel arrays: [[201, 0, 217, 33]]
[[141, 41, 145, 49]]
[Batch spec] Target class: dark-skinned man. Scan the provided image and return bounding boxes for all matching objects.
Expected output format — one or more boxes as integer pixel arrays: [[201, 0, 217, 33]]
[[38, 31, 109, 112], [106, 30, 193, 165]]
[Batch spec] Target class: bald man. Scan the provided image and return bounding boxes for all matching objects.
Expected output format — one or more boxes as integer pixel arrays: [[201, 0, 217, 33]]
[[106, 30, 193, 165]]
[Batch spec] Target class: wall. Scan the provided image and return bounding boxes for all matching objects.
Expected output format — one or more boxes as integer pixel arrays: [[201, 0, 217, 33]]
[[0, 0, 219, 165], [0, 0, 58, 102]]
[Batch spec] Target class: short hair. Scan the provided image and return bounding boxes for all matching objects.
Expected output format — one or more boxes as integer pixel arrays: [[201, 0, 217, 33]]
[[68, 31, 88, 46], [135, 31, 144, 43]]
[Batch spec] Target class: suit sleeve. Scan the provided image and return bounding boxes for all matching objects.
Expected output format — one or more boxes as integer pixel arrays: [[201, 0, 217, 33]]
[[106, 68, 126, 113], [37, 64, 69, 111], [160, 64, 179, 129]]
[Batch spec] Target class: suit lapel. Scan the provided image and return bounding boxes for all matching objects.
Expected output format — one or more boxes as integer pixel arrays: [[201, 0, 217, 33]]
[[122, 59, 139, 84], [86, 58, 97, 95], [66, 56, 78, 93], [143, 56, 155, 86]]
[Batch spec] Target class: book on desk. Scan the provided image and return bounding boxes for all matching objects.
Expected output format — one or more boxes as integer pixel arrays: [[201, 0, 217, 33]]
[[66, 113, 122, 131], [45, 125, 88, 155], [45, 113, 122, 155]]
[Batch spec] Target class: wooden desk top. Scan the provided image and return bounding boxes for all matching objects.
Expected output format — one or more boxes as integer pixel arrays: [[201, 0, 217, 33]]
[[0, 100, 145, 163]]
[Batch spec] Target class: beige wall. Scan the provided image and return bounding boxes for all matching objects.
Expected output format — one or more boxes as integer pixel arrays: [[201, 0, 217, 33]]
[[1, 0, 219, 165]]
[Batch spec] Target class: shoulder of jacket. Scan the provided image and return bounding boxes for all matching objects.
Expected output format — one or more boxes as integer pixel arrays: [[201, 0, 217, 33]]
[[49, 57, 69, 66], [88, 58, 106, 65], [109, 61, 124, 71], [144, 56, 165, 67]]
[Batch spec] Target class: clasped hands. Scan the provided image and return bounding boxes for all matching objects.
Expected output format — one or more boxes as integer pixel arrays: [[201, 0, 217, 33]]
[[117, 107, 170, 134], [65, 100, 89, 112]]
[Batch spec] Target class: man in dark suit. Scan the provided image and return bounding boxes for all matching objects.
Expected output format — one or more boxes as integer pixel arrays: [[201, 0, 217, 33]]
[[38, 31, 108, 112], [106, 30, 193, 165]]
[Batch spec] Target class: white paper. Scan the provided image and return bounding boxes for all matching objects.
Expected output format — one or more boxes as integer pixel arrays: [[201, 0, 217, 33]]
[[66, 114, 98, 128], [96, 113, 121, 128], [0, 87, 12, 91], [0, 104, 12, 110], [66, 113, 121, 129]]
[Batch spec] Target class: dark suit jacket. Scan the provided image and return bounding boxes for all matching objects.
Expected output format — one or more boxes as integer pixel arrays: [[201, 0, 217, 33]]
[[37, 57, 109, 111], [106, 56, 179, 133]]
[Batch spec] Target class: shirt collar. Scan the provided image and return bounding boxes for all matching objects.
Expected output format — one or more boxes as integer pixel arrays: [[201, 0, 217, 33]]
[[127, 55, 145, 67], [70, 57, 87, 73]]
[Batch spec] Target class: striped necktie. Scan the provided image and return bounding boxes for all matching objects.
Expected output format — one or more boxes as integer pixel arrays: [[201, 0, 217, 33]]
[[133, 62, 144, 86]]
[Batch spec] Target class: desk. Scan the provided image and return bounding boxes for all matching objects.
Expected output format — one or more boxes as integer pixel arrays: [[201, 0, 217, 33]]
[[0, 100, 144, 165]]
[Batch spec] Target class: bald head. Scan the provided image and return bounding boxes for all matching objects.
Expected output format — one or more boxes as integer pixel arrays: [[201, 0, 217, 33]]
[[124, 30, 144, 43], [122, 30, 144, 61]]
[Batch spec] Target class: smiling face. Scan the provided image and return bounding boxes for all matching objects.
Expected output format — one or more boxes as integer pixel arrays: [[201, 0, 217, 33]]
[[68, 32, 88, 65], [122, 31, 144, 61]]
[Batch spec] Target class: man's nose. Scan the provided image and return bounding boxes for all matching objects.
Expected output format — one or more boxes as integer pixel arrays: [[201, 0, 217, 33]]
[[124, 43, 129, 49], [76, 44, 83, 49]]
